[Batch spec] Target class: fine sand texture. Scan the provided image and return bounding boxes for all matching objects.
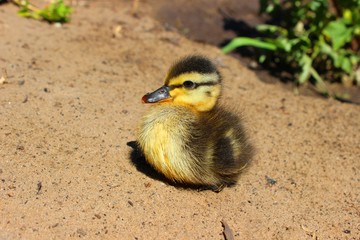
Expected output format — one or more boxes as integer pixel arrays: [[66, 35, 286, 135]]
[[0, 1, 359, 239]]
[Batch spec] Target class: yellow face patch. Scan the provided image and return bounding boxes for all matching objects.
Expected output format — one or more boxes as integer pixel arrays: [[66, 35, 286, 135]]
[[166, 72, 221, 112]]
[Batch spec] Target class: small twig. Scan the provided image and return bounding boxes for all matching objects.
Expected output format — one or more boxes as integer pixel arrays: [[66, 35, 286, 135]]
[[36, 181, 42, 195], [131, 0, 139, 17], [221, 220, 235, 240]]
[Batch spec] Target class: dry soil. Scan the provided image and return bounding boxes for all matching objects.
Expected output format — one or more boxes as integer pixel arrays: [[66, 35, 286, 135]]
[[0, 1, 359, 239]]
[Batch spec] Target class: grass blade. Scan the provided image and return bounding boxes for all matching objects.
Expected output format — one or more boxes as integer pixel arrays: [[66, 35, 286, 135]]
[[222, 37, 277, 54]]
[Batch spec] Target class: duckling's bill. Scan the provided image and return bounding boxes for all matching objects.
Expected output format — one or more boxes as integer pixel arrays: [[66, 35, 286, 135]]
[[142, 85, 171, 103]]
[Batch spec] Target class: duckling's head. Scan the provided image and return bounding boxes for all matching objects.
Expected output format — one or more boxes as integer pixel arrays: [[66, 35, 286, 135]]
[[142, 55, 222, 112]]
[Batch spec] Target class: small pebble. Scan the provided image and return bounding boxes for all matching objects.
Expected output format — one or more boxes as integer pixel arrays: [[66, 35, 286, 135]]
[[265, 175, 277, 186]]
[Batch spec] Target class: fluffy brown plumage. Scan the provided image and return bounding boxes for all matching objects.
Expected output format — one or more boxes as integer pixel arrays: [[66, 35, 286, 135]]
[[137, 55, 253, 191]]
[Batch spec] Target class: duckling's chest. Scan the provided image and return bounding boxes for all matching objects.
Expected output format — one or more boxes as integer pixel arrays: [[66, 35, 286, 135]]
[[138, 105, 197, 149], [137, 105, 199, 180]]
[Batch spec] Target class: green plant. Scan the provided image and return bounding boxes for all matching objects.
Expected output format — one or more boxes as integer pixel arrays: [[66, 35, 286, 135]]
[[12, 0, 72, 23], [222, 0, 360, 98]]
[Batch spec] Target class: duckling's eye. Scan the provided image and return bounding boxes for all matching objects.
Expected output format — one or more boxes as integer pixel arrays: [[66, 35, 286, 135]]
[[183, 80, 196, 89]]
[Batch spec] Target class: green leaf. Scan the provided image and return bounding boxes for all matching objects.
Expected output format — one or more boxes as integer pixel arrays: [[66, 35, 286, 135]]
[[37, 0, 72, 23], [323, 20, 353, 50], [273, 38, 292, 52], [17, 8, 31, 17], [17, 7, 41, 20], [15, 0, 72, 23], [223, 0, 360, 98], [320, 42, 357, 74], [340, 57, 352, 73], [222, 37, 277, 53], [350, 55, 360, 65]]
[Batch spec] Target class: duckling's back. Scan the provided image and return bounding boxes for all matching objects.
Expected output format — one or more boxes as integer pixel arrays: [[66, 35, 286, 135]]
[[198, 107, 253, 186]]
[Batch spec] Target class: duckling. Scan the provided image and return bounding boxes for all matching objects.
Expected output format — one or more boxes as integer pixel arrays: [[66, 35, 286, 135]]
[[137, 55, 253, 191]]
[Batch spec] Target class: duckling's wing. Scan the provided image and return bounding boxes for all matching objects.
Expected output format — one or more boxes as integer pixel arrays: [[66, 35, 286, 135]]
[[199, 108, 254, 185]]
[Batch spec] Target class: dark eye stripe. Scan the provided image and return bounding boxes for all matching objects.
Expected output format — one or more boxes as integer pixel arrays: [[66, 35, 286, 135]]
[[197, 81, 219, 86], [168, 81, 218, 90]]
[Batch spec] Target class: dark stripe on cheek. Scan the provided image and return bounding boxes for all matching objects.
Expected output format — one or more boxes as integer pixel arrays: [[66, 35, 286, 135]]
[[168, 81, 218, 90], [198, 81, 218, 86]]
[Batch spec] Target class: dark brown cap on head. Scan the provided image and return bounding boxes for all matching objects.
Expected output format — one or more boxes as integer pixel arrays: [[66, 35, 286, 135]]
[[165, 56, 220, 84]]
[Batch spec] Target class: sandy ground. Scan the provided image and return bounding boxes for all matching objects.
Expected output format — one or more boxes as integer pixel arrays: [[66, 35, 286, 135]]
[[1, 1, 359, 239]]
